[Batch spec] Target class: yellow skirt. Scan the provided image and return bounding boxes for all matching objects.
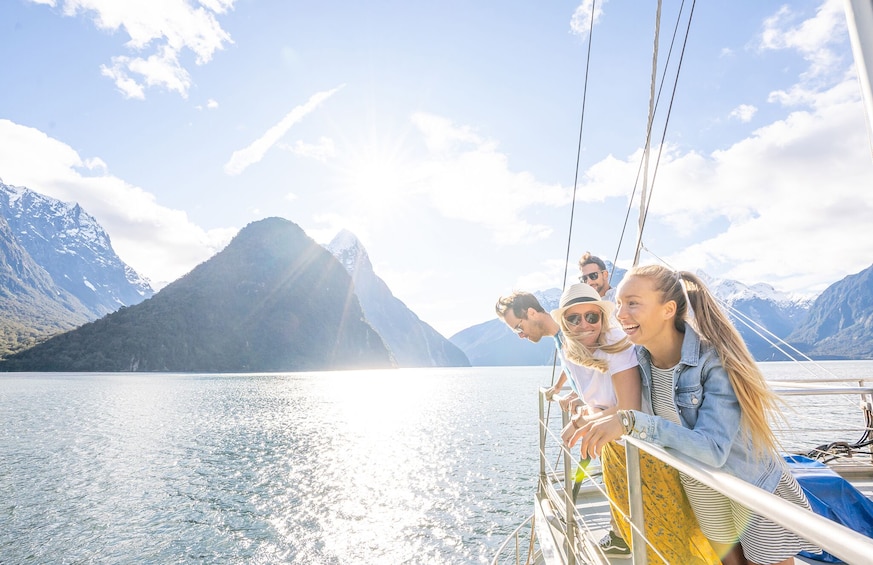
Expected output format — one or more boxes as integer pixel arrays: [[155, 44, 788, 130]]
[[601, 442, 721, 565]]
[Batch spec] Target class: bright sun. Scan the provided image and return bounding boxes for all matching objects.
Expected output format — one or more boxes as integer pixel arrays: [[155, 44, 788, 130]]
[[339, 138, 418, 217]]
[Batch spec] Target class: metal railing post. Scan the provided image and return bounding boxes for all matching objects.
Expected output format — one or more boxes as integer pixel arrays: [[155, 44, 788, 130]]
[[562, 409, 576, 565], [538, 390, 546, 490], [625, 441, 647, 563]]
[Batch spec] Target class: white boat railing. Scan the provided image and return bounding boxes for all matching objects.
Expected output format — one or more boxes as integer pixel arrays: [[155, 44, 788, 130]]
[[518, 379, 873, 565], [622, 437, 873, 565], [490, 513, 537, 565]]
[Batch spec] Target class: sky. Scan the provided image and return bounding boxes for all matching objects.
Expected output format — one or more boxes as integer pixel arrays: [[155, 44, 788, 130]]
[[2, 0, 873, 339]]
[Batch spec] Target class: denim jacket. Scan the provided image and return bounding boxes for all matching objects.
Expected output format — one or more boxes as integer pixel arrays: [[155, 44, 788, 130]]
[[628, 326, 783, 492]]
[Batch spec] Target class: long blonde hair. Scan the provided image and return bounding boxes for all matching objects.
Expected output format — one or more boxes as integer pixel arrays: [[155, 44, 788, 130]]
[[629, 264, 783, 456], [558, 305, 631, 373]]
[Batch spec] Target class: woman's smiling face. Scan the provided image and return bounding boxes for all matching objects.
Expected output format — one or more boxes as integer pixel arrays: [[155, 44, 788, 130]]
[[563, 303, 603, 348], [615, 275, 668, 346]]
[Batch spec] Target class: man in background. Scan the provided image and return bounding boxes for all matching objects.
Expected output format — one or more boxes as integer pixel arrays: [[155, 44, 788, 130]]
[[578, 252, 615, 302]]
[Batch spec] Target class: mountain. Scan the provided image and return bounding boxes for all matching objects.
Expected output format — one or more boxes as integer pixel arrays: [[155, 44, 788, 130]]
[[0, 180, 153, 355], [787, 263, 873, 359], [450, 288, 562, 366], [699, 272, 812, 361], [326, 230, 469, 367], [0, 180, 152, 315], [0, 213, 93, 354], [0, 218, 394, 372]]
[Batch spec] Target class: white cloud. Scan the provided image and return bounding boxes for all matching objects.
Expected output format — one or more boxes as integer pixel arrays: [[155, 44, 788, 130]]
[[593, 75, 873, 296], [33, 0, 235, 98], [758, 0, 846, 79], [195, 98, 220, 111], [570, 0, 606, 38], [224, 85, 345, 175], [409, 113, 573, 245], [0, 119, 235, 285], [730, 104, 758, 122], [572, 0, 873, 298], [279, 136, 336, 162]]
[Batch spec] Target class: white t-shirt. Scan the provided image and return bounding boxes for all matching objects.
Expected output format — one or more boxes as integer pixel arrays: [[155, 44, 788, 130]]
[[564, 327, 638, 410]]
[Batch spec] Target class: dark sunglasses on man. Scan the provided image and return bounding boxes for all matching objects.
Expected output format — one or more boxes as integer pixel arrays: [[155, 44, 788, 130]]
[[579, 271, 603, 283]]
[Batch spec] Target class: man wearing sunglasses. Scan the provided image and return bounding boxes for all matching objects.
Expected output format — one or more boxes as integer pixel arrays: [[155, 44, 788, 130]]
[[578, 252, 615, 302], [494, 291, 580, 411]]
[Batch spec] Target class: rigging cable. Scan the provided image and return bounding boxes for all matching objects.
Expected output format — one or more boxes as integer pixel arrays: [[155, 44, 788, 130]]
[[547, 0, 600, 392], [546, 0, 600, 468], [609, 0, 694, 273], [561, 0, 599, 288]]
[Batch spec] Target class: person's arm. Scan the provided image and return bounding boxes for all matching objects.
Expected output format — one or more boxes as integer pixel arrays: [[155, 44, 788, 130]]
[[570, 355, 742, 465], [613, 366, 641, 411], [545, 371, 568, 401]]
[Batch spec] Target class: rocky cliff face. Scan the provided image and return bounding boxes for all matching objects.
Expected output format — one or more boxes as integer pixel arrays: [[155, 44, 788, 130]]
[[0, 181, 153, 316], [788, 263, 873, 359], [0, 180, 154, 355], [327, 230, 470, 367]]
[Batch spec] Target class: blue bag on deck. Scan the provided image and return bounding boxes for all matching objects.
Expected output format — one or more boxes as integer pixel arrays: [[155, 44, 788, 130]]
[[785, 454, 873, 563]]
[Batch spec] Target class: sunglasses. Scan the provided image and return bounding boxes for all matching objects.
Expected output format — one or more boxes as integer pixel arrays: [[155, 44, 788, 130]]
[[565, 311, 601, 326], [579, 271, 601, 283]]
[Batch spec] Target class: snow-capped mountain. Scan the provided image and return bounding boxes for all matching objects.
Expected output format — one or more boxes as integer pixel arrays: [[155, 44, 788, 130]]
[[0, 180, 153, 316], [0, 179, 154, 356], [698, 271, 812, 360], [326, 230, 470, 367]]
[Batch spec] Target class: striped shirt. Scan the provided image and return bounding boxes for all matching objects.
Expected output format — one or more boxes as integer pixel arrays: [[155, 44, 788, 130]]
[[649, 364, 819, 563]]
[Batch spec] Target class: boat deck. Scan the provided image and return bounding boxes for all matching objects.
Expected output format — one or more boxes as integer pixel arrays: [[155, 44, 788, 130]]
[[551, 458, 873, 565]]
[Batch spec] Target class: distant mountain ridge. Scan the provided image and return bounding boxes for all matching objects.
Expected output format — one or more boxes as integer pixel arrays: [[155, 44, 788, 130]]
[[326, 230, 469, 367], [787, 264, 873, 359], [1, 218, 394, 372], [0, 179, 153, 355]]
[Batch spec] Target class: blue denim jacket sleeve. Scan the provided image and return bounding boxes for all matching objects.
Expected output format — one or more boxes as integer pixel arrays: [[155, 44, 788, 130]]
[[630, 329, 742, 468]]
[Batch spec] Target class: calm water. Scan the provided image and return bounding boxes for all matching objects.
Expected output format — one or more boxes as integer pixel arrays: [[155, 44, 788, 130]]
[[1, 362, 871, 564]]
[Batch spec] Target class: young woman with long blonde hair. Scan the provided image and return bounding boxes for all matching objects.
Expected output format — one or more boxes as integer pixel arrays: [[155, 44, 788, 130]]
[[570, 265, 819, 565]]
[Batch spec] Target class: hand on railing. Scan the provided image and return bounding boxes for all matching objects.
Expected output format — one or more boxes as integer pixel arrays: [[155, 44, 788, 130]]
[[560, 405, 586, 445], [567, 411, 627, 459]]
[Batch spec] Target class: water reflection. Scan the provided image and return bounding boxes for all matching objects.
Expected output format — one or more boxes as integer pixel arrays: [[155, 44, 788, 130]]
[[0, 368, 540, 564]]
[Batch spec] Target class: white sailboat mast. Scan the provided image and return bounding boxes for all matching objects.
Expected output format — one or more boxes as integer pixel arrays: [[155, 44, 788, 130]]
[[845, 0, 873, 156]]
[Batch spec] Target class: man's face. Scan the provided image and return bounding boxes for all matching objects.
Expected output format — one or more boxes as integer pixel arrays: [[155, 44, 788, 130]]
[[503, 308, 546, 343], [579, 265, 609, 296]]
